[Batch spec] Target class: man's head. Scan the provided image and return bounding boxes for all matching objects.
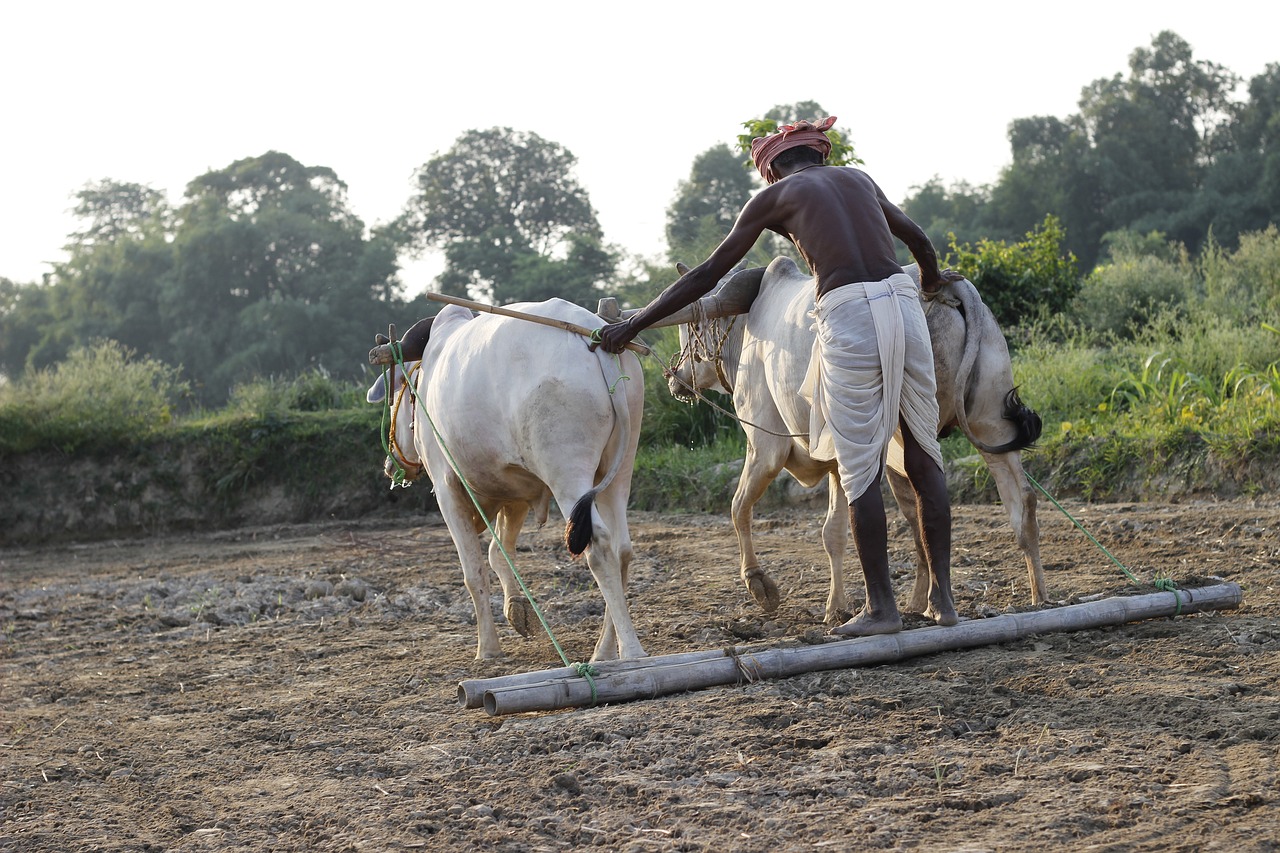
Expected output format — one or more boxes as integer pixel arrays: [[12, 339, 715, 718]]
[[750, 116, 837, 184]]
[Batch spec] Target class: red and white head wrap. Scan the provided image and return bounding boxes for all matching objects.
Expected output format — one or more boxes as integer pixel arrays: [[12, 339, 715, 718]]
[[750, 116, 838, 183]]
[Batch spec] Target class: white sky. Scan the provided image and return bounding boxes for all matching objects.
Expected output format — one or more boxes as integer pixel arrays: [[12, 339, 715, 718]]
[[2, 1, 1275, 296]]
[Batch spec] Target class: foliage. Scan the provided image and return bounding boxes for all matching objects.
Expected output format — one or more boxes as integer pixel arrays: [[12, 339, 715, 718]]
[[945, 215, 1082, 329], [665, 145, 758, 265], [909, 33, 1278, 272], [224, 368, 364, 418], [1199, 225, 1280, 324], [161, 152, 401, 403], [630, 437, 746, 513], [1, 155, 405, 406], [1069, 243, 1196, 339], [0, 340, 188, 454], [396, 127, 613, 308], [901, 178, 994, 259]]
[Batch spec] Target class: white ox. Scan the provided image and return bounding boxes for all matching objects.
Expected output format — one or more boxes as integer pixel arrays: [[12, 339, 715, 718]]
[[659, 256, 1048, 621], [366, 299, 646, 661]]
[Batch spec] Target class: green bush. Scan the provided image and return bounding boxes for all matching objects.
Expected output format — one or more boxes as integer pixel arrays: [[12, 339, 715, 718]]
[[1070, 254, 1195, 339], [0, 340, 188, 454], [946, 215, 1082, 330], [631, 436, 746, 513], [1200, 225, 1280, 324], [225, 368, 364, 418]]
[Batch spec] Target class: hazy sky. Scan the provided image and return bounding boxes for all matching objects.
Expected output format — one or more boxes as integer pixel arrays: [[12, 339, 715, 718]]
[[3, 1, 1275, 295]]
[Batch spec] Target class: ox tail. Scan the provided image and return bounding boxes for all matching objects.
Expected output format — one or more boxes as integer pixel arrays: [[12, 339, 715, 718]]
[[947, 278, 1043, 455], [563, 349, 637, 557]]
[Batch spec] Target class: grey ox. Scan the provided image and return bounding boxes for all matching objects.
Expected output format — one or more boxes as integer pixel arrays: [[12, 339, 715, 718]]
[[646, 256, 1047, 622], [366, 300, 647, 661]]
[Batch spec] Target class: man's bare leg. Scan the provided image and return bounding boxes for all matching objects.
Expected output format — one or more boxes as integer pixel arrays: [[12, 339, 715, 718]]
[[901, 419, 957, 626], [831, 476, 903, 637]]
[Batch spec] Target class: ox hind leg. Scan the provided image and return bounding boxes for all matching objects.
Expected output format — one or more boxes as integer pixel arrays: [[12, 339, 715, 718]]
[[489, 503, 537, 638], [887, 466, 935, 617], [584, 489, 642, 662], [732, 440, 788, 613], [820, 472, 851, 624], [437, 477, 504, 660], [564, 490, 646, 662], [980, 450, 1048, 605]]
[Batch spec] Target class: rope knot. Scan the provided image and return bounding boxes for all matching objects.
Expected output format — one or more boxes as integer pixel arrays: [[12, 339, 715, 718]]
[[572, 662, 601, 706]]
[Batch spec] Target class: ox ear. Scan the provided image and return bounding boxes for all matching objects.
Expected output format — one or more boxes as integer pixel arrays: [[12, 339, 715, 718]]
[[366, 372, 387, 404]]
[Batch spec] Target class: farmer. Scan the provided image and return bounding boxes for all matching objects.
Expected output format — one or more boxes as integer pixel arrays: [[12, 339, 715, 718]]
[[593, 116, 962, 636]]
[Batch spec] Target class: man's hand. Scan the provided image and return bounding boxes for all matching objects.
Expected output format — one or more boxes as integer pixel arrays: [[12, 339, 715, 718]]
[[591, 318, 637, 354], [922, 267, 965, 294]]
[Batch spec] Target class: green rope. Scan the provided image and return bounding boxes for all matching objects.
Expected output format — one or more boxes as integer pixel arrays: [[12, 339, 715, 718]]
[[1154, 577, 1183, 615], [1027, 472, 1184, 614], [1025, 472, 1141, 586], [573, 662, 600, 705], [379, 356, 409, 488], [385, 344, 597, 687]]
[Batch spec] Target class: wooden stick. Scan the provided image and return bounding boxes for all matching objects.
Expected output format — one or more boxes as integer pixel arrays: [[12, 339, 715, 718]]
[[458, 647, 753, 709], [471, 583, 1242, 716], [425, 292, 651, 356]]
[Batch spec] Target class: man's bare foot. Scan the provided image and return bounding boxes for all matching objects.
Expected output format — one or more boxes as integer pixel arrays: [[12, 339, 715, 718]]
[[830, 608, 902, 637]]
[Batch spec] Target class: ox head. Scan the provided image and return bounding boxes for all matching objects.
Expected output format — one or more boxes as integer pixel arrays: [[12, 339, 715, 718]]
[[667, 321, 734, 403], [366, 362, 427, 485], [664, 262, 748, 404]]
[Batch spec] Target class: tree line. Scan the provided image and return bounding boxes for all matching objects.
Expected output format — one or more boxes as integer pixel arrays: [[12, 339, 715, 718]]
[[0, 31, 1275, 405]]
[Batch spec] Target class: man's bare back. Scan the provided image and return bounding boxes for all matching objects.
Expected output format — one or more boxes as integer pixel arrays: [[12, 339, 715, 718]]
[[746, 166, 921, 299], [606, 162, 953, 339]]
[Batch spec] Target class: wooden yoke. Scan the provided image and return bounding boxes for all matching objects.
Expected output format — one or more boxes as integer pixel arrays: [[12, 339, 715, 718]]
[[426, 292, 651, 357]]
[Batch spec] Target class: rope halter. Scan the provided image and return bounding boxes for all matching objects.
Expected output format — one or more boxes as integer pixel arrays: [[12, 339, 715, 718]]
[[387, 361, 425, 481], [666, 301, 737, 404]]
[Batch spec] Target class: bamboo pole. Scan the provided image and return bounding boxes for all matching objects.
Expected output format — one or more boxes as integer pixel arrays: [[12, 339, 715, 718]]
[[426, 292, 651, 356], [458, 647, 754, 709], [472, 583, 1242, 716]]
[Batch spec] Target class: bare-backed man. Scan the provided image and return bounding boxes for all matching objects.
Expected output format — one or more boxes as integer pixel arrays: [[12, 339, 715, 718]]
[[594, 117, 962, 636]]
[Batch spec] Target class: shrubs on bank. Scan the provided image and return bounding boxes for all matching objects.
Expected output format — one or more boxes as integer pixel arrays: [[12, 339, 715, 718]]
[[3, 227, 1279, 523]]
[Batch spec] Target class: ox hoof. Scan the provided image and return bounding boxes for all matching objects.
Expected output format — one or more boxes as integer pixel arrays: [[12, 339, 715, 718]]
[[744, 570, 781, 613], [926, 606, 959, 627], [505, 598, 537, 638]]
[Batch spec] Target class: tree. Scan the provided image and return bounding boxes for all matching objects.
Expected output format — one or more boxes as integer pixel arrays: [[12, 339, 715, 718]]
[[1201, 63, 1280, 246], [158, 151, 400, 402], [0, 277, 55, 381], [901, 177, 993, 264], [396, 128, 613, 307], [665, 144, 756, 265], [7, 181, 177, 377]]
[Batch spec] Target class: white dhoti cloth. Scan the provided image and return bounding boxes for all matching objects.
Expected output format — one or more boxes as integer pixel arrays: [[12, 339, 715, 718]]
[[800, 273, 943, 502]]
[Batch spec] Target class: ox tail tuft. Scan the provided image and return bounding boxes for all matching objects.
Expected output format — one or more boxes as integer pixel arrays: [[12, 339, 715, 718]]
[[975, 388, 1043, 455], [1006, 387, 1043, 448], [564, 491, 598, 557]]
